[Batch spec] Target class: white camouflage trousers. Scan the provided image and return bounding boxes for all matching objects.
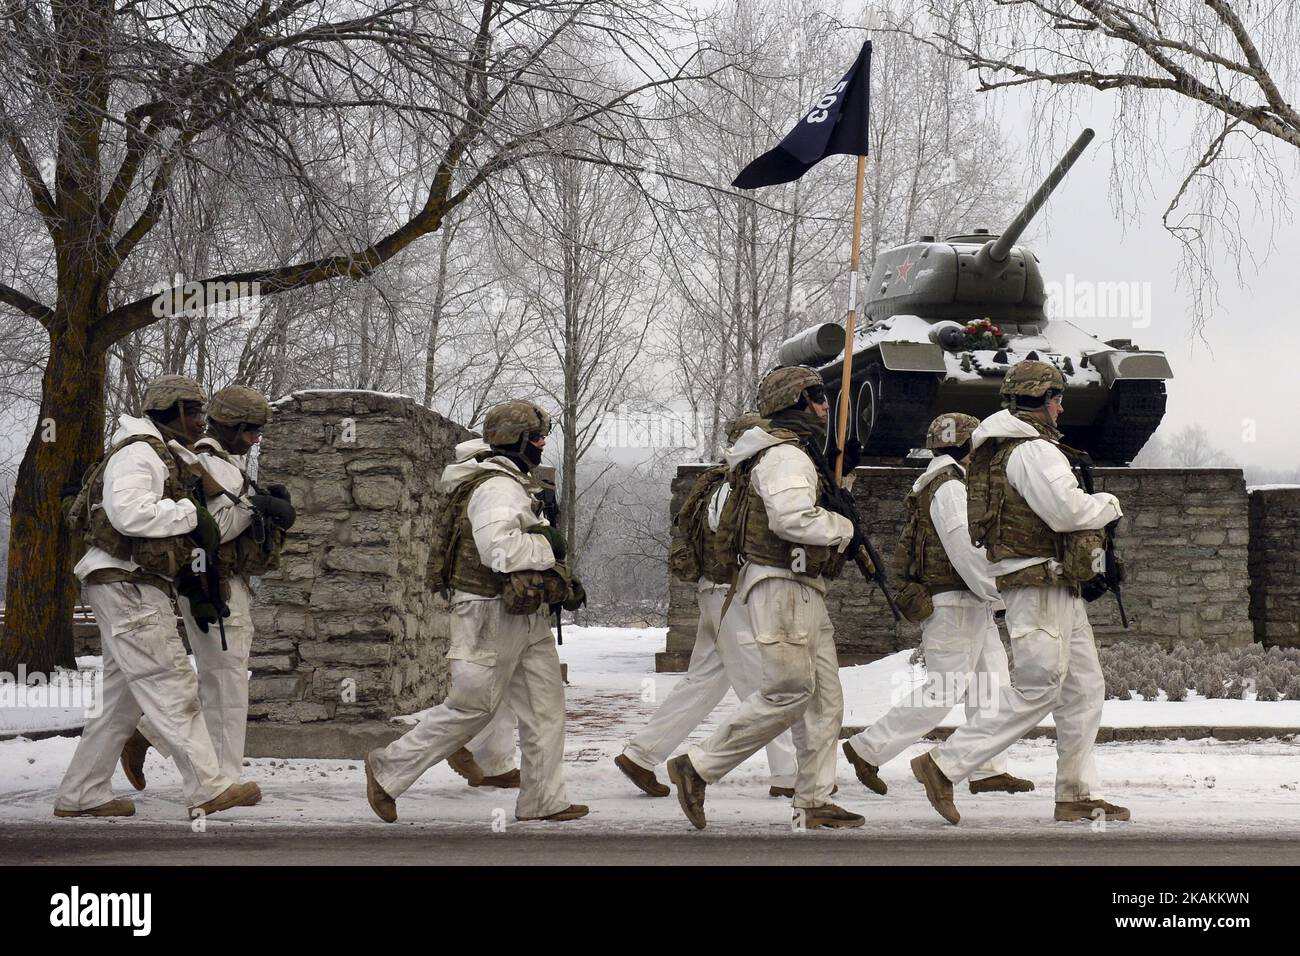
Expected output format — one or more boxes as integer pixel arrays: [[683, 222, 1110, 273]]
[[56, 581, 231, 811], [931, 585, 1105, 801], [623, 584, 796, 788], [688, 577, 841, 810], [368, 597, 570, 819], [467, 705, 518, 776], [140, 576, 254, 784], [848, 602, 1010, 781]]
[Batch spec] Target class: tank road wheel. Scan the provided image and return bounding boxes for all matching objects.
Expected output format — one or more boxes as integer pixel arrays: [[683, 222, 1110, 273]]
[[853, 361, 938, 458], [1066, 379, 1168, 464], [855, 373, 878, 447]]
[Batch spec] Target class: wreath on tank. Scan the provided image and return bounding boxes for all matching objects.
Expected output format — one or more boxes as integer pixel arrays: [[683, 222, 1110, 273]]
[[959, 318, 1009, 350]]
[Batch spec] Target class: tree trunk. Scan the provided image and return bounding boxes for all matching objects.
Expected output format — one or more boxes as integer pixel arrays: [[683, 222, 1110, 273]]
[[1, 329, 106, 673], [424, 222, 455, 407]]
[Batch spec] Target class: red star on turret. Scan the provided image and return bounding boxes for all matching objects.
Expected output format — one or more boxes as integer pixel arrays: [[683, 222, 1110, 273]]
[[895, 257, 914, 282]]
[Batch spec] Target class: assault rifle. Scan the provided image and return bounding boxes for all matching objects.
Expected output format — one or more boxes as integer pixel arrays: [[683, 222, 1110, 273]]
[[170, 442, 233, 651], [1069, 451, 1129, 629], [824, 485, 903, 622], [535, 466, 564, 646], [813, 441, 902, 622]]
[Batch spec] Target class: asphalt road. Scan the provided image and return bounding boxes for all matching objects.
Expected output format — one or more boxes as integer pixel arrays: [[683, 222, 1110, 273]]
[[4, 822, 1298, 865]]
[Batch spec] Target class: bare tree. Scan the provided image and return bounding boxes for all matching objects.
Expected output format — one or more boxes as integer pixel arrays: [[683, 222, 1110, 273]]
[[0, 0, 722, 670], [501, 141, 657, 565], [922, 0, 1300, 325]]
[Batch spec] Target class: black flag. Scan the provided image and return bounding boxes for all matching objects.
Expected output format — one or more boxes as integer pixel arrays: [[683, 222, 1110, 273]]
[[732, 41, 872, 190]]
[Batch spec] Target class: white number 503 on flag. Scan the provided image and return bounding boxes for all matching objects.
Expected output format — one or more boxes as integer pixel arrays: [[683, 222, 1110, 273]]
[[805, 80, 848, 124]]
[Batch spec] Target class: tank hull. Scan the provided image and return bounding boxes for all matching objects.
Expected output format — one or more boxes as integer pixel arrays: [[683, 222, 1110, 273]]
[[817, 313, 1169, 464]]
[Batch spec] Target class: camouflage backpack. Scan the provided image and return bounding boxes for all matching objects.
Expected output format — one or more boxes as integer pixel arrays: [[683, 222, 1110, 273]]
[[669, 464, 730, 583], [426, 466, 504, 600]]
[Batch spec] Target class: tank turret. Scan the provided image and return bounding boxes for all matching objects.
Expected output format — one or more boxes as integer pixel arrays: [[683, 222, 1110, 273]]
[[774, 129, 1172, 464]]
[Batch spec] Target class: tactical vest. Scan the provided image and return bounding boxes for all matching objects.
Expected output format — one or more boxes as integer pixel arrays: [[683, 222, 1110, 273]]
[[199, 441, 286, 578], [731, 425, 843, 581], [967, 415, 1099, 591], [446, 466, 532, 597], [892, 465, 969, 596], [69, 433, 197, 581]]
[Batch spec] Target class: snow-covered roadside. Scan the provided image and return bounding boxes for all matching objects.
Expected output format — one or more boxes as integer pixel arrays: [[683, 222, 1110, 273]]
[[1, 626, 1297, 836], [841, 650, 1300, 730]]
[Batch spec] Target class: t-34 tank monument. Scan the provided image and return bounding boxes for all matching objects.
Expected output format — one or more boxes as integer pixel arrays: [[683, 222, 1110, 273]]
[[776, 129, 1172, 464]]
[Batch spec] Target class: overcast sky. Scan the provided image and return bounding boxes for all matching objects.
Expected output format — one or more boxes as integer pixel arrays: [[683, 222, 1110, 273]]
[[992, 86, 1300, 473]]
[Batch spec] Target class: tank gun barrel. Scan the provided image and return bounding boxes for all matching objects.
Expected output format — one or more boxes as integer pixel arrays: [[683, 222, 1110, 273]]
[[987, 128, 1095, 263]]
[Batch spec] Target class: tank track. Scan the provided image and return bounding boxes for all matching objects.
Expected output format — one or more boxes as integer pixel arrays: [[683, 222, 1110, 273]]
[[856, 364, 940, 457], [1065, 379, 1167, 465]]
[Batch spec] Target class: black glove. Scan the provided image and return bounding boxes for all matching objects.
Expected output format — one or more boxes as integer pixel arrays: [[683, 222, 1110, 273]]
[[561, 577, 587, 612], [266, 483, 292, 503], [249, 493, 296, 530], [537, 487, 560, 528], [526, 524, 567, 562], [176, 573, 221, 633], [189, 506, 221, 553], [840, 435, 863, 473]]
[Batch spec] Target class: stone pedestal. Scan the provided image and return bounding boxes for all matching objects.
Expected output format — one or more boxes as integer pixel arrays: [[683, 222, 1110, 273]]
[[1248, 486, 1300, 648], [246, 390, 471, 756]]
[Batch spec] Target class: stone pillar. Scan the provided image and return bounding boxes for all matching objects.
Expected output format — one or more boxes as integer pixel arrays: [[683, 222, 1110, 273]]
[[661, 463, 1254, 670], [1248, 487, 1300, 648], [246, 390, 471, 756]]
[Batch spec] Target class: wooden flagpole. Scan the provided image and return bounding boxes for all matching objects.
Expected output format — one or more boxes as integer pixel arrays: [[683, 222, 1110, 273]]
[[834, 153, 866, 483]]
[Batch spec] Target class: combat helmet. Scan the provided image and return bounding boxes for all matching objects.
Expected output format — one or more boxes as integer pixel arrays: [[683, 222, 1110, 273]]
[[925, 413, 980, 450], [757, 366, 823, 417], [1000, 360, 1065, 405], [143, 375, 207, 412], [484, 400, 552, 448], [207, 385, 271, 426]]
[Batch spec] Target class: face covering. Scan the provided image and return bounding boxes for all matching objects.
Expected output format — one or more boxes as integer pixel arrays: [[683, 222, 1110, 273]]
[[769, 406, 827, 452]]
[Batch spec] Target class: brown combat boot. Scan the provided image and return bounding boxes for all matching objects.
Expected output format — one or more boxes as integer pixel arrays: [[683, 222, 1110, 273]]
[[54, 798, 136, 818], [842, 740, 887, 795], [800, 803, 866, 829], [518, 804, 589, 822], [120, 729, 151, 792], [446, 747, 485, 786], [970, 773, 1035, 795], [364, 752, 397, 823], [190, 782, 262, 818], [1055, 799, 1131, 823], [615, 754, 670, 797], [911, 752, 960, 825], [769, 784, 838, 799], [666, 754, 707, 830], [475, 768, 521, 789]]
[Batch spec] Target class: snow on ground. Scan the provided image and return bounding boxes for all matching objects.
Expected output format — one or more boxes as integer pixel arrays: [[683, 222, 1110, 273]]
[[843, 650, 1300, 729], [1, 627, 1297, 837]]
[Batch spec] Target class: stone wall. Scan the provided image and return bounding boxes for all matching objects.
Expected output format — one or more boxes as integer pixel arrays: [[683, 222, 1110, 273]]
[[246, 390, 471, 754], [1248, 487, 1300, 648], [661, 464, 1255, 670]]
